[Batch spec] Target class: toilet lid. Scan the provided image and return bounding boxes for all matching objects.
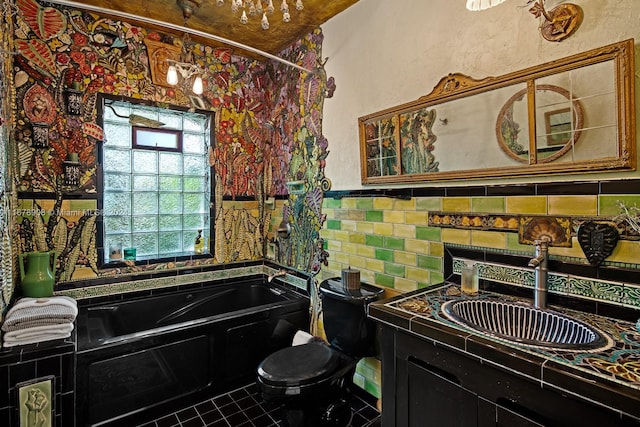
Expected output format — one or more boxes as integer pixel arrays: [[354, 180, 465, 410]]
[[258, 342, 340, 387]]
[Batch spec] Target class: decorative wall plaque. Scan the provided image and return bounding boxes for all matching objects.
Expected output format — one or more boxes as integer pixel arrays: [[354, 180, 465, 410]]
[[577, 221, 619, 266], [143, 38, 182, 87], [18, 377, 53, 427]]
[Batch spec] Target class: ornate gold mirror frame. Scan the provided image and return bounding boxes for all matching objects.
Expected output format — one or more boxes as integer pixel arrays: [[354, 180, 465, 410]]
[[358, 39, 635, 184]]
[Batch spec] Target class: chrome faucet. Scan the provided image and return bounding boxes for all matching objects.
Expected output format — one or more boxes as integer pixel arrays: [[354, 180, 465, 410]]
[[527, 237, 550, 309], [268, 269, 288, 283]]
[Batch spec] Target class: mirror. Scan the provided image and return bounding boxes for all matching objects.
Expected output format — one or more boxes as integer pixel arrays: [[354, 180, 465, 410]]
[[359, 39, 635, 184], [497, 84, 585, 164]]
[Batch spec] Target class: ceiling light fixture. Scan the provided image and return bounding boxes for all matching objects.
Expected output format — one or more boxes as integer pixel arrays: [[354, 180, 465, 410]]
[[465, 0, 507, 11], [217, 0, 304, 30]]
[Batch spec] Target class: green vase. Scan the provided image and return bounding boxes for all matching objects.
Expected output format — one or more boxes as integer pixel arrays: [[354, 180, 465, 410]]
[[19, 251, 57, 298]]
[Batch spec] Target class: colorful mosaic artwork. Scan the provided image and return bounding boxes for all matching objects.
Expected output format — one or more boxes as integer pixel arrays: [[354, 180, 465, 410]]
[[7, 0, 332, 284]]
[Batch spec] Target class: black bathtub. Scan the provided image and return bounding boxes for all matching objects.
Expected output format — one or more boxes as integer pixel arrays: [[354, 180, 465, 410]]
[[76, 277, 310, 426]]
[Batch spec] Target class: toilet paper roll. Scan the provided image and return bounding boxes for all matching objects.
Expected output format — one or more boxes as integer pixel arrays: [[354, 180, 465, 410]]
[[341, 268, 361, 291], [292, 330, 315, 346]]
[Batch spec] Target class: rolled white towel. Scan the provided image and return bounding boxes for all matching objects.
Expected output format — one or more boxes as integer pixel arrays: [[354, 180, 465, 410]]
[[292, 330, 315, 346]]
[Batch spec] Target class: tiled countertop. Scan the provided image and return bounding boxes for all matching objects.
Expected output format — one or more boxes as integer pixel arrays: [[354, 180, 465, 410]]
[[369, 283, 640, 420]]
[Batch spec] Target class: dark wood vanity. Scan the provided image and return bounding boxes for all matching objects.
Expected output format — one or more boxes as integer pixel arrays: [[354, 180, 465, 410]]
[[369, 283, 640, 427]]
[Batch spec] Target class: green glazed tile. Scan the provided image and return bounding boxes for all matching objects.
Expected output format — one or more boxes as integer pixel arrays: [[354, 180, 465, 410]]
[[416, 226, 441, 241], [326, 219, 341, 230], [600, 195, 640, 216], [323, 198, 342, 209], [384, 236, 405, 250], [364, 380, 381, 399], [365, 235, 384, 247], [375, 273, 395, 287], [356, 198, 374, 210], [472, 197, 505, 213], [385, 263, 405, 277], [417, 255, 442, 271], [430, 271, 445, 284], [365, 210, 384, 222], [375, 248, 394, 262], [416, 197, 442, 211]]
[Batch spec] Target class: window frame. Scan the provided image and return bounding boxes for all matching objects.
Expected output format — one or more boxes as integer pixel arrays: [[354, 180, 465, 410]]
[[96, 94, 215, 266], [132, 126, 183, 152]]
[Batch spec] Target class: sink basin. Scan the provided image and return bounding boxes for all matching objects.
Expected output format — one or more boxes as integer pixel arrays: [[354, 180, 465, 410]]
[[441, 298, 612, 351]]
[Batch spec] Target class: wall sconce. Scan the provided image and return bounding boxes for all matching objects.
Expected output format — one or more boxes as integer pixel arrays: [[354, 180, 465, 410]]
[[63, 153, 81, 187], [527, 0, 582, 42], [166, 60, 204, 95]]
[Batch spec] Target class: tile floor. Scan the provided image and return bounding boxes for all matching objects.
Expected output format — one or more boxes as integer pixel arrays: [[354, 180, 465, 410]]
[[137, 382, 381, 427]]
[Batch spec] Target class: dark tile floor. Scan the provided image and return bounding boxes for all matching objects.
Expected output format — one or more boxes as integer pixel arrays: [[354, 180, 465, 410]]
[[137, 382, 381, 427]]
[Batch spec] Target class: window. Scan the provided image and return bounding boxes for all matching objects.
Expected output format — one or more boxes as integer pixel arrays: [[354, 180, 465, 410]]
[[100, 98, 212, 262]]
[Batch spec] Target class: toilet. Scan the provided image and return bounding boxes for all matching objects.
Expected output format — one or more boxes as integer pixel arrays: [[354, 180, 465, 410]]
[[257, 278, 384, 427]]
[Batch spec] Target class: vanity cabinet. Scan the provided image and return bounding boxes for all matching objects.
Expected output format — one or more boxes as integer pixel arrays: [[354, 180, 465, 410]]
[[380, 327, 638, 427]]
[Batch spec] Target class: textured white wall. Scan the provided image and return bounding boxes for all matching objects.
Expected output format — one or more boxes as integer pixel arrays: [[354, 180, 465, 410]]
[[321, 0, 640, 190]]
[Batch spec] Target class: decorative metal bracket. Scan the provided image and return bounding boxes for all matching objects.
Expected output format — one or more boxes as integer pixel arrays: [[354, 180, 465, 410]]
[[528, 0, 583, 42]]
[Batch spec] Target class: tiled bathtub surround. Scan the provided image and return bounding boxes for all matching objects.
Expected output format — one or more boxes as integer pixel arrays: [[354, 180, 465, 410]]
[[55, 262, 308, 301]]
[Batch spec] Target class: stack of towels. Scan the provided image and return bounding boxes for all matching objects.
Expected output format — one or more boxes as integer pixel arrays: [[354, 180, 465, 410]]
[[1, 296, 77, 348]]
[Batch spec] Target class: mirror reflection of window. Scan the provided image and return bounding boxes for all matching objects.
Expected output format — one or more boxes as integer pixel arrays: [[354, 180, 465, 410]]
[[536, 59, 617, 163]]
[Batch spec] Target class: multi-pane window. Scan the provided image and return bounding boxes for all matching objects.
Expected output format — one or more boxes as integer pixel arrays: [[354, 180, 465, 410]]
[[101, 100, 211, 262]]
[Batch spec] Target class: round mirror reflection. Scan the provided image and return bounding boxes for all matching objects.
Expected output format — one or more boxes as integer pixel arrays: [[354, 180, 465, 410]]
[[496, 84, 584, 164]]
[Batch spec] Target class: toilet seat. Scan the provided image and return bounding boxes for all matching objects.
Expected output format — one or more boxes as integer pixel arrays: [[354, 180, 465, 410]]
[[258, 342, 340, 387]]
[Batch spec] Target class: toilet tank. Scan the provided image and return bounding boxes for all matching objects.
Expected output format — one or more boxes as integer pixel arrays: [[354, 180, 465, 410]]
[[319, 279, 384, 357]]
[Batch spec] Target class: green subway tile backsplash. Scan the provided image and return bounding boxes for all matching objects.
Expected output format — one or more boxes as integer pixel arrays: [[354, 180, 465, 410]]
[[385, 263, 406, 277], [599, 195, 640, 216], [365, 210, 384, 222], [323, 198, 342, 209], [416, 226, 441, 241], [375, 248, 394, 262], [356, 198, 374, 210], [417, 254, 442, 271], [375, 273, 395, 287], [430, 271, 444, 284], [383, 236, 405, 250], [365, 234, 384, 247], [416, 197, 441, 211], [472, 197, 505, 213], [326, 219, 341, 230]]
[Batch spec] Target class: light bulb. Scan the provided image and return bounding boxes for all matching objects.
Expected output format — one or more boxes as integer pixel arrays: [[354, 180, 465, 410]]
[[166, 65, 178, 86], [192, 76, 203, 95]]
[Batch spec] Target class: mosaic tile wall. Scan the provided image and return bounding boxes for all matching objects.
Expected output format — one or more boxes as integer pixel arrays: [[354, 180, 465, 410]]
[[7, 0, 330, 288]]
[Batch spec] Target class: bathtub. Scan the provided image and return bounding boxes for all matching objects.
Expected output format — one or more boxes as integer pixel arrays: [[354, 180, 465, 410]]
[[75, 276, 310, 426]]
